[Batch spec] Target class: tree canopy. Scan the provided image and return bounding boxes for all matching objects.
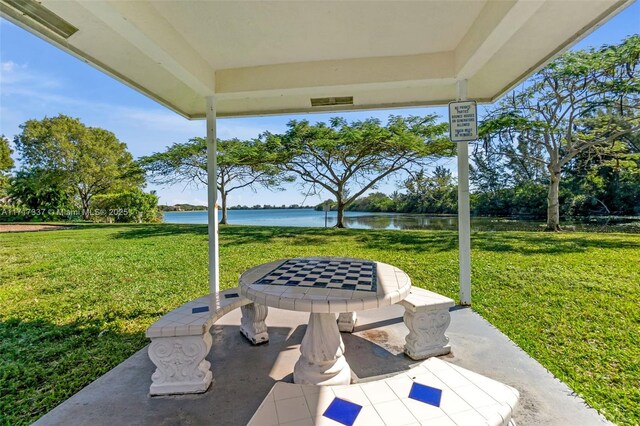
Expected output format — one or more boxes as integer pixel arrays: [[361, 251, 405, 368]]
[[479, 35, 640, 230], [13, 115, 143, 219], [265, 115, 452, 227]]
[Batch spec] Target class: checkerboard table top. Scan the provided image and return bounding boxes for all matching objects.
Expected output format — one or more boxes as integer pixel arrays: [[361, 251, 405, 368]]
[[254, 258, 377, 292], [239, 257, 412, 313]]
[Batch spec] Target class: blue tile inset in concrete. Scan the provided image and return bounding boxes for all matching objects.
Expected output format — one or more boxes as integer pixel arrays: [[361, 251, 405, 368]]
[[409, 382, 442, 407], [323, 397, 362, 426], [191, 306, 209, 314]]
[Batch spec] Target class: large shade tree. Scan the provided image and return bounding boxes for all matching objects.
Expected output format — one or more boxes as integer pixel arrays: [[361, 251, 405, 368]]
[[14, 115, 143, 219], [265, 115, 452, 227], [139, 137, 287, 224], [480, 35, 640, 230]]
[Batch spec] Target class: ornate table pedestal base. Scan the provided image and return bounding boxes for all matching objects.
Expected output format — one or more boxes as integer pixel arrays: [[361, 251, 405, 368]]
[[240, 303, 269, 345], [293, 313, 352, 386]]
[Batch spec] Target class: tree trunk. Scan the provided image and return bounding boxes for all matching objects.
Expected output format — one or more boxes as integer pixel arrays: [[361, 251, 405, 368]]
[[220, 191, 228, 225], [546, 170, 561, 231], [336, 199, 345, 228], [81, 194, 91, 220]]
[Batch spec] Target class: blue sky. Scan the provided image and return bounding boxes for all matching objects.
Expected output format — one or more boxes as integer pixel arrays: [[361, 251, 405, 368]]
[[1, 3, 638, 207]]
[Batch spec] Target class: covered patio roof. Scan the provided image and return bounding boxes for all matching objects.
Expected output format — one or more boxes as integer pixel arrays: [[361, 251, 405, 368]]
[[1, 0, 632, 119]]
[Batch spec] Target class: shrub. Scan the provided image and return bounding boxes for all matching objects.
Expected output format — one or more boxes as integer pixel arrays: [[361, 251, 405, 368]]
[[90, 189, 160, 223]]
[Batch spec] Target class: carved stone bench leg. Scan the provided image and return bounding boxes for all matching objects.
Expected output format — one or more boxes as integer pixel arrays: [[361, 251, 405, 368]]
[[401, 304, 451, 360], [337, 312, 357, 333], [148, 333, 213, 395], [240, 302, 269, 344]]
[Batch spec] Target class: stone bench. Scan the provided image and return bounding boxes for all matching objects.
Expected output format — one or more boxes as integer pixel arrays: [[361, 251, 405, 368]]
[[248, 357, 519, 425], [339, 286, 455, 360], [145, 287, 268, 395], [399, 287, 455, 360]]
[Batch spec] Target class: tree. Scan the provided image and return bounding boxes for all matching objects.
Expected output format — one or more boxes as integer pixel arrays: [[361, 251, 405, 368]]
[[139, 137, 287, 224], [400, 167, 457, 214], [266, 115, 452, 227], [0, 135, 14, 198], [347, 192, 395, 212], [470, 143, 510, 194], [480, 35, 640, 230], [14, 115, 143, 219]]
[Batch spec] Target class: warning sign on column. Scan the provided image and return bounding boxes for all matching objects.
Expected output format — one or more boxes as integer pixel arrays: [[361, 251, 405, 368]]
[[448, 101, 477, 142]]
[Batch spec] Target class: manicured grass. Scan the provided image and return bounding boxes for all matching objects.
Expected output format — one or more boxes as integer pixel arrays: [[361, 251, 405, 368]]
[[0, 224, 638, 425]]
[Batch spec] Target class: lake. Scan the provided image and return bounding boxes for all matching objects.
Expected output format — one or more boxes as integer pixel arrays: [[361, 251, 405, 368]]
[[163, 209, 640, 232]]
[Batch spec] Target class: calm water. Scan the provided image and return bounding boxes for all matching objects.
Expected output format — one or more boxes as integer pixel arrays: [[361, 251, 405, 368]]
[[163, 209, 640, 232]]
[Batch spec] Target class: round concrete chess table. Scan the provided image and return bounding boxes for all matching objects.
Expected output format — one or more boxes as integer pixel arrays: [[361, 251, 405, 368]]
[[239, 256, 412, 386]]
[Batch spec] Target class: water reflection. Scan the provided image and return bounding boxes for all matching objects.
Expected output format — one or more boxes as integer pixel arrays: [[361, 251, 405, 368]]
[[344, 214, 640, 233], [345, 214, 458, 230]]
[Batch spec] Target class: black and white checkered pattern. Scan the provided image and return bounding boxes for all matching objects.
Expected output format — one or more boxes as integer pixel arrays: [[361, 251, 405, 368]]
[[253, 259, 377, 292]]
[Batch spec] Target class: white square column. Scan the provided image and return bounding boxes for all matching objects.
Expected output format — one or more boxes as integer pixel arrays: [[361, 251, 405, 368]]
[[206, 96, 220, 294]]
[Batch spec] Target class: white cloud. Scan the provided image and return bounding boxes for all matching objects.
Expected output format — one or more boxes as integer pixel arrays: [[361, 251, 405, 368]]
[[0, 60, 62, 88], [1, 60, 18, 72]]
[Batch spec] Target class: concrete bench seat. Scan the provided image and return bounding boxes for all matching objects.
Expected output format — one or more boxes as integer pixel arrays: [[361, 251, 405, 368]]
[[339, 286, 455, 360], [146, 289, 245, 338], [248, 357, 519, 426], [145, 287, 268, 395]]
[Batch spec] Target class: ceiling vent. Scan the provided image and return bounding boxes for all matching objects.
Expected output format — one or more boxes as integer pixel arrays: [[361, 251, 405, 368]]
[[1, 0, 78, 39], [310, 96, 354, 107]]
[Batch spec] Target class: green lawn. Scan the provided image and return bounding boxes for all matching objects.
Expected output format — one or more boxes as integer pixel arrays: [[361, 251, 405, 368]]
[[0, 224, 638, 425]]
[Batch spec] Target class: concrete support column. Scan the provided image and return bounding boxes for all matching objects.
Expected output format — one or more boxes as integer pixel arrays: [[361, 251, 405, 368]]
[[206, 96, 219, 294], [457, 80, 471, 306]]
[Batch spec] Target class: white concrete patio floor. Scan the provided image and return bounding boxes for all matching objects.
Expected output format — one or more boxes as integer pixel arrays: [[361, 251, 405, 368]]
[[34, 305, 611, 426]]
